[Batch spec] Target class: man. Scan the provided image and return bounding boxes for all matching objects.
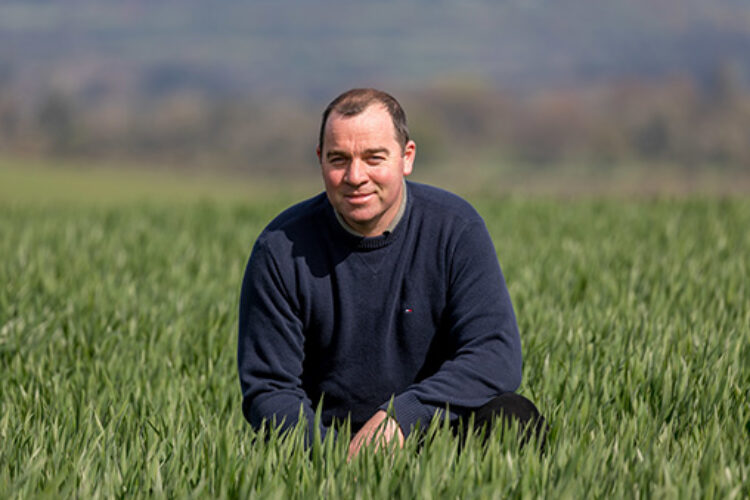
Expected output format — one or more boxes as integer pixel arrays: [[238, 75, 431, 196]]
[[238, 88, 545, 458]]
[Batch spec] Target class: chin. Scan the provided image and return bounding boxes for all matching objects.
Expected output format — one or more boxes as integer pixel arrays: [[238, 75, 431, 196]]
[[339, 202, 371, 217], [342, 208, 378, 225], [345, 212, 374, 225]]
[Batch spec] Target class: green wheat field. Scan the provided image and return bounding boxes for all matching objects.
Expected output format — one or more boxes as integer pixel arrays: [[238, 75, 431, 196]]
[[1, 160, 749, 498]]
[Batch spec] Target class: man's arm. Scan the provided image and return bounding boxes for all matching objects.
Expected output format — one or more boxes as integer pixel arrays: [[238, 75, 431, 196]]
[[382, 219, 523, 437], [237, 238, 331, 442]]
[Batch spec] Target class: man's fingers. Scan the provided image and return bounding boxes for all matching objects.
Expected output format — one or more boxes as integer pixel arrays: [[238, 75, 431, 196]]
[[347, 433, 366, 461], [347, 413, 404, 461]]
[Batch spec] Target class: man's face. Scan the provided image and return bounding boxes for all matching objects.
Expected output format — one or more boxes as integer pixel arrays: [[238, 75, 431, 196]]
[[317, 104, 416, 237]]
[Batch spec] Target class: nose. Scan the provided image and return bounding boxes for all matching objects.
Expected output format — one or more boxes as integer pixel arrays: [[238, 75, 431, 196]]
[[344, 158, 367, 186]]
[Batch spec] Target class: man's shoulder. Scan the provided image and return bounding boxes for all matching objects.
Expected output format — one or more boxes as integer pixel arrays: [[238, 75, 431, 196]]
[[256, 192, 329, 247], [408, 181, 483, 225], [265, 192, 328, 230]]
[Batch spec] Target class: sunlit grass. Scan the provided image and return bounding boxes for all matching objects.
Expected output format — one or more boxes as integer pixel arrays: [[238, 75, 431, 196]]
[[1, 161, 749, 497]]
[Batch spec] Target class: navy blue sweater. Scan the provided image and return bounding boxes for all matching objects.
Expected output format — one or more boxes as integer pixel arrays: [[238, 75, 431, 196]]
[[238, 182, 522, 440]]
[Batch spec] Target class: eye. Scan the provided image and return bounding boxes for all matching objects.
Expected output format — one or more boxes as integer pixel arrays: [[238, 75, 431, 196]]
[[329, 156, 347, 166], [366, 155, 385, 165]]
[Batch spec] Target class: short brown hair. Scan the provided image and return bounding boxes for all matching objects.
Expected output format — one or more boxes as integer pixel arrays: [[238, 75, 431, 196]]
[[318, 88, 410, 152]]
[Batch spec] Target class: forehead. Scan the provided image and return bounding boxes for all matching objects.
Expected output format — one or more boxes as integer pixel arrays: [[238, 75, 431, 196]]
[[323, 105, 398, 149]]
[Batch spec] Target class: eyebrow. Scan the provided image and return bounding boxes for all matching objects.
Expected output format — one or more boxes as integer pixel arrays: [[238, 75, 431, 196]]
[[326, 147, 390, 159], [326, 150, 348, 159], [363, 148, 390, 156]]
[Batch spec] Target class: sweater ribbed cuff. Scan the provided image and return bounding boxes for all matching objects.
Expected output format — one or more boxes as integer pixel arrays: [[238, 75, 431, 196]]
[[381, 391, 429, 439]]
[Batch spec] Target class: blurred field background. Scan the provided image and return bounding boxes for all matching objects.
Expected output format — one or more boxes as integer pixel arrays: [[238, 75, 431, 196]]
[[2, 1, 750, 498], [1, 0, 750, 194]]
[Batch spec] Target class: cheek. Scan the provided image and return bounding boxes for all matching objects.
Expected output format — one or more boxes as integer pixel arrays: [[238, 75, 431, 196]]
[[323, 170, 343, 189], [373, 169, 402, 190]]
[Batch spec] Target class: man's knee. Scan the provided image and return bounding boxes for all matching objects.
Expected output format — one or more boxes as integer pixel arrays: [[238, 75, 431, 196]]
[[467, 393, 549, 452]]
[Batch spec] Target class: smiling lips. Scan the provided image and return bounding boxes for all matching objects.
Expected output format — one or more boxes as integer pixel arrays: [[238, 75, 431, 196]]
[[344, 192, 375, 204]]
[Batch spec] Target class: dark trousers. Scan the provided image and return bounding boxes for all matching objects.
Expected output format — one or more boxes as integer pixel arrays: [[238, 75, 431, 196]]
[[452, 393, 548, 453]]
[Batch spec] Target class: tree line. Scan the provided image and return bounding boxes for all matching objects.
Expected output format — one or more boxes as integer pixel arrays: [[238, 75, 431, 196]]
[[1, 70, 749, 174]]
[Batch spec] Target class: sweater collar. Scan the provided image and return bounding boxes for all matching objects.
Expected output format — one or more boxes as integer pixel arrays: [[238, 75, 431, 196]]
[[327, 181, 411, 251]]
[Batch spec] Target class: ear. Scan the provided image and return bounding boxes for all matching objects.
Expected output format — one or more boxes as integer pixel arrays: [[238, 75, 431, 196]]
[[402, 140, 416, 176], [316, 146, 322, 164]]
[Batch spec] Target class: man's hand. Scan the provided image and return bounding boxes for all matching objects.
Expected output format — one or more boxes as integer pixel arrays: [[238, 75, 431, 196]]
[[348, 410, 405, 461]]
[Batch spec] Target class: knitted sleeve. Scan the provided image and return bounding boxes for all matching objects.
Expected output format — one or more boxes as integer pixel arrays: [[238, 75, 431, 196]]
[[384, 219, 523, 437], [237, 238, 331, 443]]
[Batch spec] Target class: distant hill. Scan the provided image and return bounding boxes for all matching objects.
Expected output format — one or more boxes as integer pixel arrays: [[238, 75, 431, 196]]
[[1, 0, 749, 100], [3, 0, 750, 173]]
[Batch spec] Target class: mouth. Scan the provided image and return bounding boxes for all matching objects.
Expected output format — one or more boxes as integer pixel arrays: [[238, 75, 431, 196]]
[[343, 192, 375, 204]]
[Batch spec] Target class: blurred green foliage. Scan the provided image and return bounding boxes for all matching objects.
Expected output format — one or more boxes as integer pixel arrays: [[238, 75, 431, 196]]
[[1, 162, 749, 497]]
